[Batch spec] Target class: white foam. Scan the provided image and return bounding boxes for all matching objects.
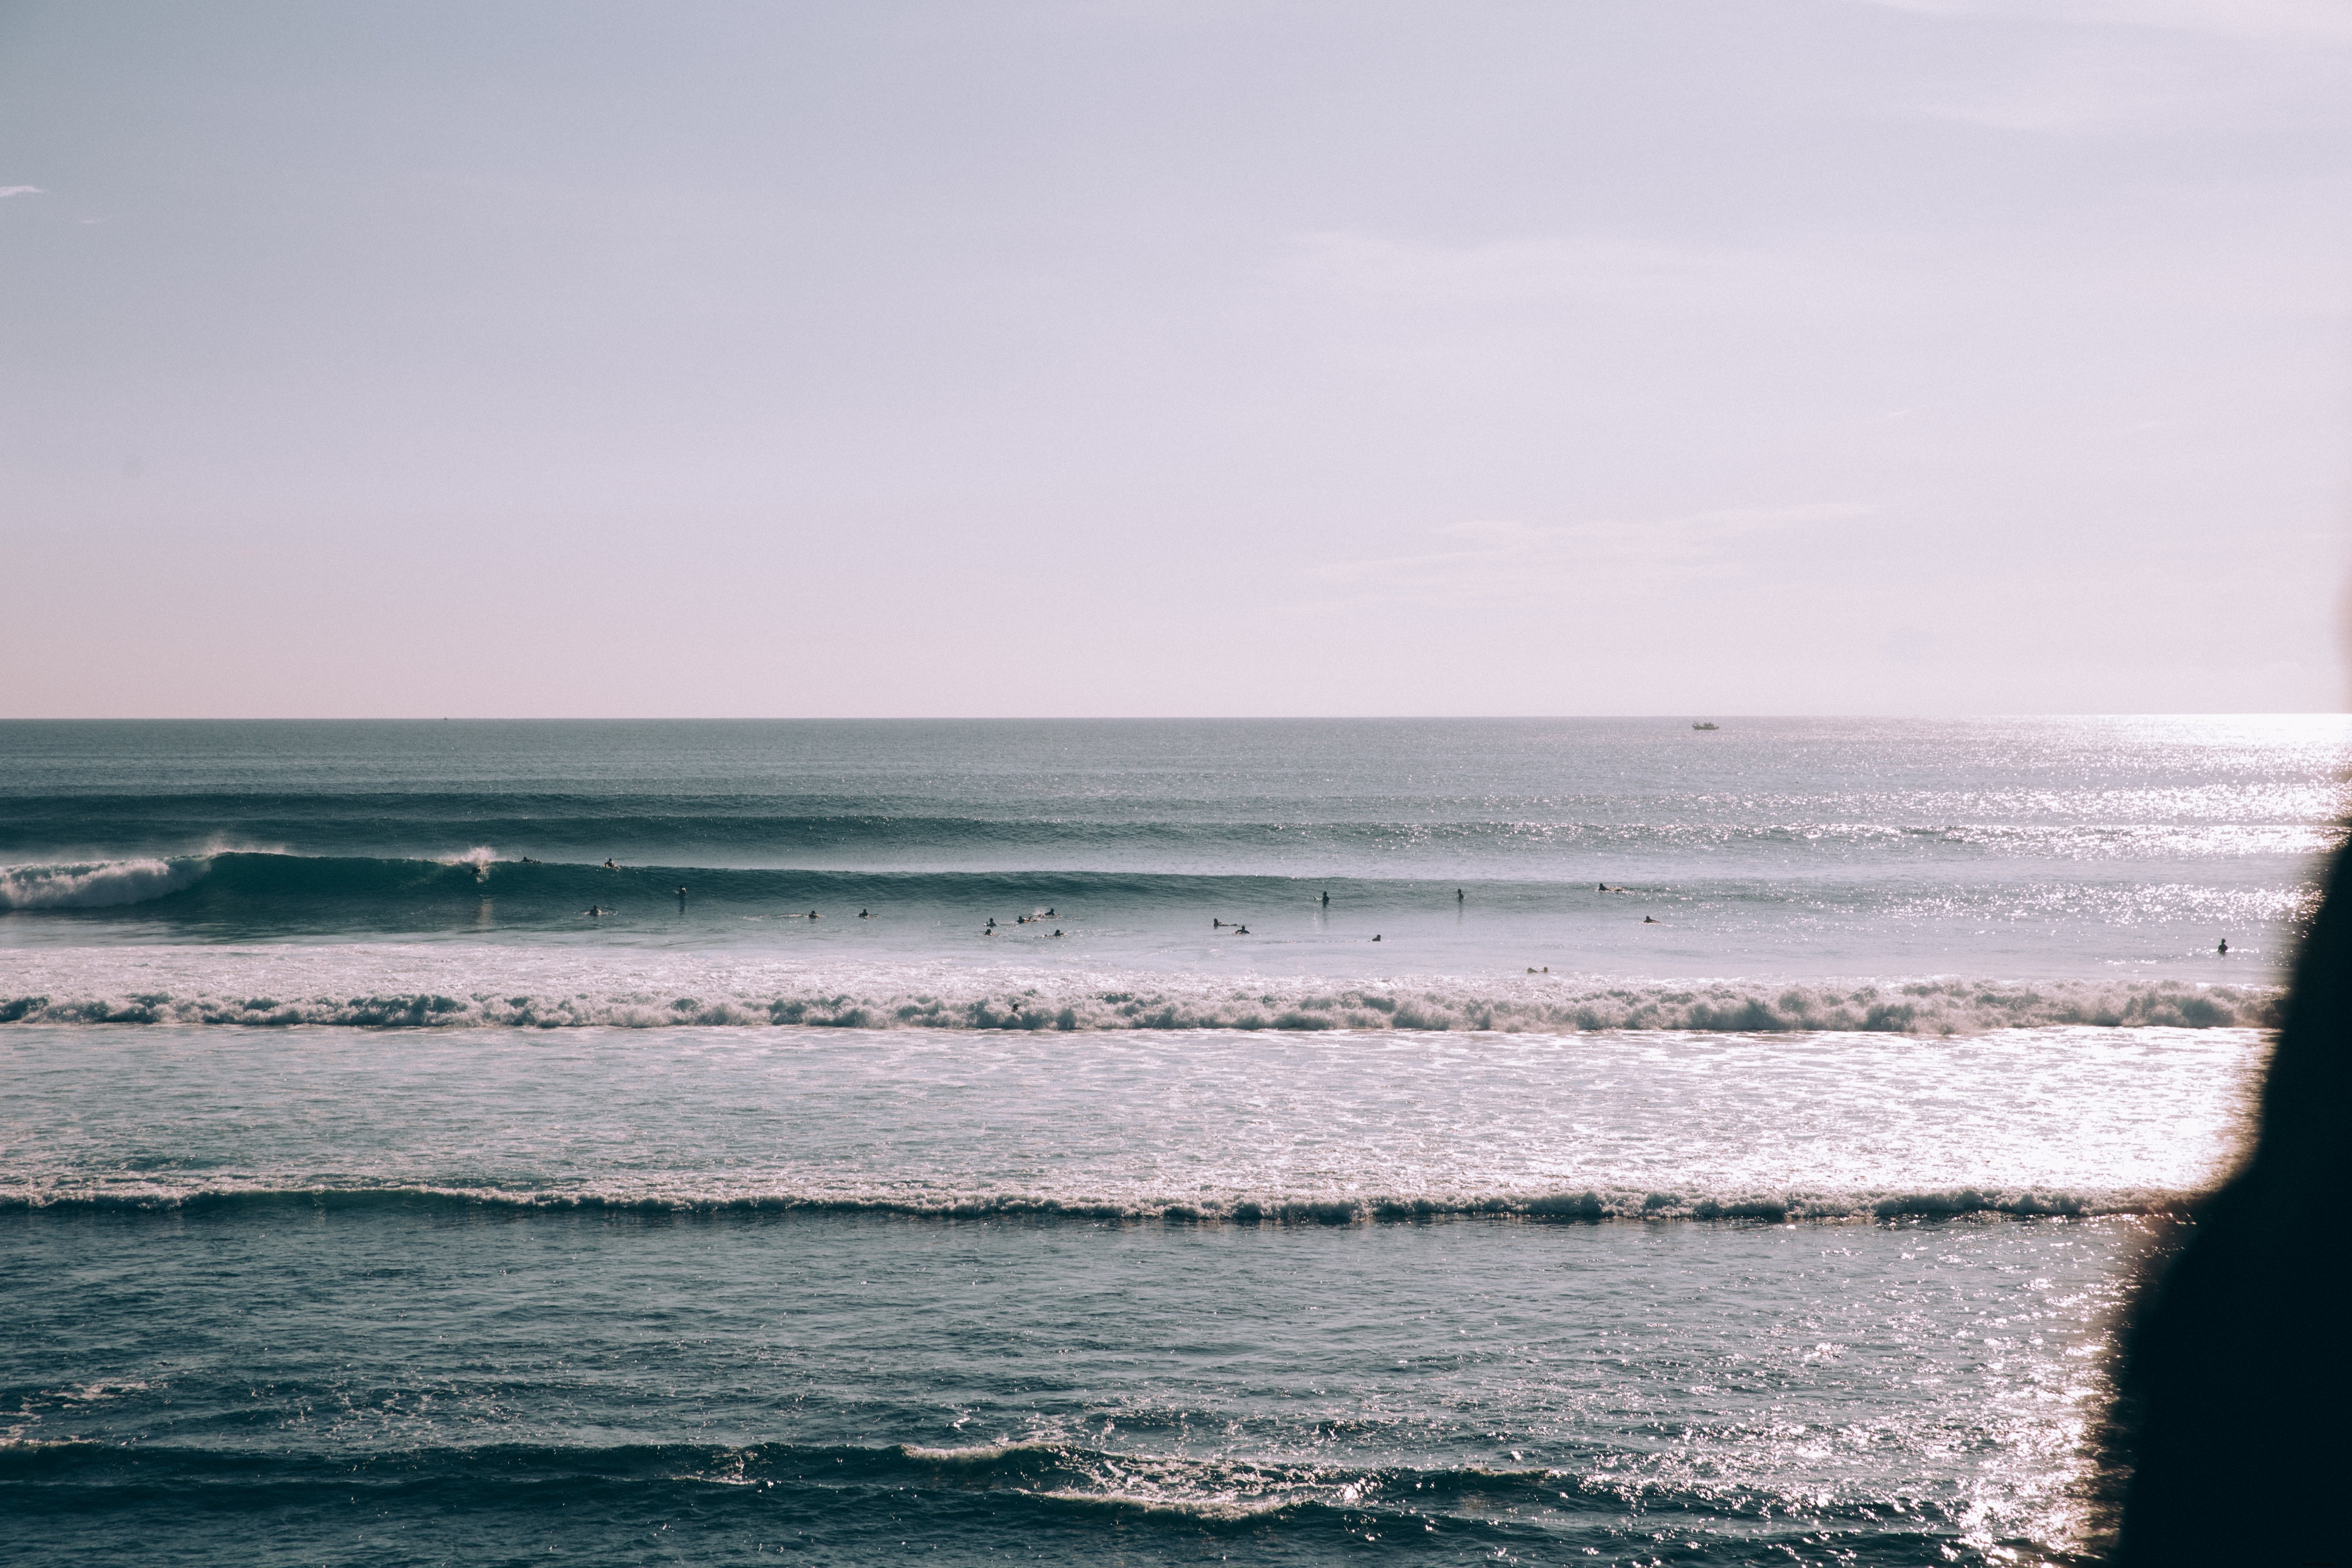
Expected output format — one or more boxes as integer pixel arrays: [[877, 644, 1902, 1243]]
[[0, 1001, 2261, 1221], [0, 943, 2284, 1033]]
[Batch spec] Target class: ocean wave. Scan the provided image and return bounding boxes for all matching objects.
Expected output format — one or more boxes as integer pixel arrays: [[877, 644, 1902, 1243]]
[[0, 1177, 2195, 1222], [0, 857, 212, 910], [0, 1433, 2015, 1546], [0, 971, 2281, 1034]]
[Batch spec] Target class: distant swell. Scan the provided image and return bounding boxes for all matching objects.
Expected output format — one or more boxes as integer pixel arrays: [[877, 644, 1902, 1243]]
[[0, 973, 2280, 1034]]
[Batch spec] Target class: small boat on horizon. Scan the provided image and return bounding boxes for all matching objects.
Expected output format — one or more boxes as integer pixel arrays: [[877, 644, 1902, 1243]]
[[1691, 722, 1720, 731]]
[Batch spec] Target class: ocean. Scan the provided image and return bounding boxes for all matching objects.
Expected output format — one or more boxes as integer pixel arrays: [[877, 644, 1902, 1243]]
[[2, 716, 2338, 1564]]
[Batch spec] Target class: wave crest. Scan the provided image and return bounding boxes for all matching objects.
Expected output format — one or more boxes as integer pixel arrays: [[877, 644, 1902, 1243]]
[[0, 1179, 2193, 1222], [0, 973, 2280, 1033], [0, 858, 209, 910]]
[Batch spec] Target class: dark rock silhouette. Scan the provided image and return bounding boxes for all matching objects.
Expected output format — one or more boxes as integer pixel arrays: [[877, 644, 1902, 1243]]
[[2106, 841, 2352, 1563]]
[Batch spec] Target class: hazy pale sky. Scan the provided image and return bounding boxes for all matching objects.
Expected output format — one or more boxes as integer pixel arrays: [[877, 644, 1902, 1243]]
[[5, 0, 2351, 716]]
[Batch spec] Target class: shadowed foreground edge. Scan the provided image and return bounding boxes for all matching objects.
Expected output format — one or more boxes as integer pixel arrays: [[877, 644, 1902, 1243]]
[[2109, 837, 2352, 1564]]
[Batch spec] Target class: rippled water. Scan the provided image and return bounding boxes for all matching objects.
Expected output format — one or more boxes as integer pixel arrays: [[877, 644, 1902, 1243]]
[[0, 1019, 2254, 1561]]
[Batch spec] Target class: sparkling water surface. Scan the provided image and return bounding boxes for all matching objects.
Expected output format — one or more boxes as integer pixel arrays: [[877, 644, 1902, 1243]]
[[0, 718, 2331, 1563]]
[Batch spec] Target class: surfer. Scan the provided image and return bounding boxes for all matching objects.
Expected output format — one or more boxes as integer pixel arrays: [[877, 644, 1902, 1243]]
[[806, 910, 820, 920], [584, 905, 604, 917], [2218, 937, 2229, 955], [859, 908, 871, 918], [1371, 933, 1382, 942], [1235, 925, 1250, 935], [604, 859, 617, 870], [1051, 928, 1063, 937], [1643, 915, 1657, 924], [1456, 888, 1464, 903], [676, 885, 687, 899], [1320, 891, 1329, 907], [1045, 907, 1055, 917], [1212, 918, 1224, 928]]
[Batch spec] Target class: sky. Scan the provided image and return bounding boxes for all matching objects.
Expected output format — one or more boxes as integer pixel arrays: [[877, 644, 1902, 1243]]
[[4, 0, 2351, 718]]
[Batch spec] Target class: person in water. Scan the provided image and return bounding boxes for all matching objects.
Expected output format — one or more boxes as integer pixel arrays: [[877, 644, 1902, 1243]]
[[584, 905, 604, 917], [1371, 933, 1381, 941], [1456, 888, 1464, 903], [1643, 915, 1657, 923], [806, 910, 819, 920], [2217, 937, 2229, 955], [604, 859, 617, 870], [859, 908, 871, 918], [1234, 925, 1249, 935], [1320, 891, 1330, 907], [1051, 928, 1063, 937]]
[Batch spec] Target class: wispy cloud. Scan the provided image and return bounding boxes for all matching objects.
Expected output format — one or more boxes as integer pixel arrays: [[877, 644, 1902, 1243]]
[[1310, 505, 1873, 611], [1271, 231, 1780, 307], [0, 185, 45, 199], [1849, 0, 2352, 44], [1849, 0, 2352, 135]]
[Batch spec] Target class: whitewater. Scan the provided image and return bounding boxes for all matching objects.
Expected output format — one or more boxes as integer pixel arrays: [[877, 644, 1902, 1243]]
[[3, 716, 2342, 1565]]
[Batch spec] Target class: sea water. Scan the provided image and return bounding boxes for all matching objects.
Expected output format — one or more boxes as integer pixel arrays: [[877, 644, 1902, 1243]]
[[1, 717, 2338, 1564]]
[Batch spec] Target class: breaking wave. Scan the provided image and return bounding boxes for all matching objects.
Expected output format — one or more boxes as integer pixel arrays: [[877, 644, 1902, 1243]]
[[0, 857, 212, 910], [0, 1433, 2044, 1555], [0, 1179, 2192, 1222], [0, 970, 2280, 1033]]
